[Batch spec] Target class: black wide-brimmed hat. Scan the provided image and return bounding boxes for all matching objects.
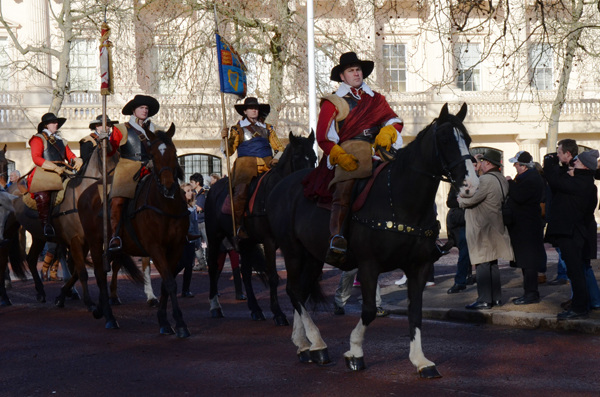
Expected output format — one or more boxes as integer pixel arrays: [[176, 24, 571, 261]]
[[89, 115, 118, 130], [37, 113, 67, 133], [234, 97, 271, 118], [481, 149, 503, 167], [121, 95, 160, 117], [330, 52, 374, 82]]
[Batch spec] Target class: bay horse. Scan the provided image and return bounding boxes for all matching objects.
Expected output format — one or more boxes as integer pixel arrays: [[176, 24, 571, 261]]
[[267, 103, 478, 377], [78, 123, 190, 336], [204, 131, 316, 325]]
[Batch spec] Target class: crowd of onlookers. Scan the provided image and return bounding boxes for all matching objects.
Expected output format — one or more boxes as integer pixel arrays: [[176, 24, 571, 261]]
[[441, 139, 600, 320]]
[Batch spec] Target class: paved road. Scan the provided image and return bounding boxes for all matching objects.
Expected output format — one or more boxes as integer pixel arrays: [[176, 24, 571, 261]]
[[2, 264, 600, 396]]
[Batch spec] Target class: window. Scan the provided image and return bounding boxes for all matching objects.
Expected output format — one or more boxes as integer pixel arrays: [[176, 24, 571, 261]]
[[315, 47, 335, 96], [0, 37, 11, 91], [455, 43, 481, 91], [178, 154, 222, 186], [382, 44, 406, 92], [152, 45, 179, 94], [70, 39, 97, 91], [530, 44, 553, 90]]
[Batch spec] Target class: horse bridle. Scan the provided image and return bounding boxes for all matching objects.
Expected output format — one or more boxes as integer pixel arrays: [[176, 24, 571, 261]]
[[146, 137, 178, 199], [412, 121, 470, 187]]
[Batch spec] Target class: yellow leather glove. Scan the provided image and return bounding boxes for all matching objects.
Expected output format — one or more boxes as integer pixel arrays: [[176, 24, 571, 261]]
[[329, 144, 358, 172], [374, 125, 398, 152], [72, 157, 83, 171], [41, 160, 63, 175]]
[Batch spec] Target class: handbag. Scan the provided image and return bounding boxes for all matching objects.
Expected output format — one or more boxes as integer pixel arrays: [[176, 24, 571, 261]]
[[491, 173, 514, 227]]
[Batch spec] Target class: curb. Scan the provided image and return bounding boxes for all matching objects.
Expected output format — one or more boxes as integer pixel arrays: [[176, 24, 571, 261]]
[[387, 306, 600, 334]]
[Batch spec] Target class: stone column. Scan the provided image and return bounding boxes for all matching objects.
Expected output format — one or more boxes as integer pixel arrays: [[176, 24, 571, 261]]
[[24, 0, 52, 90], [515, 138, 542, 163]]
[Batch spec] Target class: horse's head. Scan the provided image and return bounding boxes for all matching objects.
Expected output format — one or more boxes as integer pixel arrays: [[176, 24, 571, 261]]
[[276, 131, 317, 174], [431, 103, 479, 197], [0, 144, 8, 186], [145, 123, 181, 199]]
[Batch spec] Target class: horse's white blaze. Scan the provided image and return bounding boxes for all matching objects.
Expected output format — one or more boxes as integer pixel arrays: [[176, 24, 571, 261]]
[[454, 127, 479, 197], [291, 310, 311, 353], [158, 143, 167, 156], [209, 295, 221, 311], [299, 308, 327, 351], [142, 260, 157, 301], [409, 328, 435, 370], [344, 318, 366, 359]]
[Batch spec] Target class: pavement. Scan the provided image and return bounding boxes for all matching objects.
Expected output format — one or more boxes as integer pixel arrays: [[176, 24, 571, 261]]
[[375, 244, 600, 334]]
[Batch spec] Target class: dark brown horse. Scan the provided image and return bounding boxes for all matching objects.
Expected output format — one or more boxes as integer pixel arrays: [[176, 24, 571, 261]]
[[267, 104, 478, 377], [79, 123, 190, 336], [204, 132, 316, 324]]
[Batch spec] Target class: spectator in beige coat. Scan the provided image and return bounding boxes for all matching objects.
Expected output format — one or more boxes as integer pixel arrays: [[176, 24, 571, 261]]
[[458, 149, 514, 310]]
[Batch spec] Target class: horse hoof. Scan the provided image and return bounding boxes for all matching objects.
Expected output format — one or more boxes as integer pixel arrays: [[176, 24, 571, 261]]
[[310, 349, 334, 367], [345, 356, 366, 371], [273, 316, 290, 326], [54, 296, 65, 308], [210, 308, 224, 318], [251, 311, 266, 321], [105, 320, 120, 330], [160, 326, 175, 335], [36, 294, 46, 303], [175, 327, 191, 338], [297, 350, 312, 363], [1, 298, 12, 306], [147, 298, 159, 307], [92, 307, 103, 320], [419, 365, 442, 379], [109, 297, 122, 306]]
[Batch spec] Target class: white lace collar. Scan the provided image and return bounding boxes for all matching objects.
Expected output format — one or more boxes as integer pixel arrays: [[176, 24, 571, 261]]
[[335, 82, 374, 99]]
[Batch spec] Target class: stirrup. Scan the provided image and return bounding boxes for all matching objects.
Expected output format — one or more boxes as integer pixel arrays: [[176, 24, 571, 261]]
[[43, 224, 56, 238], [108, 236, 122, 252], [328, 235, 347, 253]]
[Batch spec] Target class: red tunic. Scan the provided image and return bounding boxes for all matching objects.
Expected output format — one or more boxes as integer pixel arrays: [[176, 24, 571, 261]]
[[27, 134, 77, 191], [303, 89, 402, 201]]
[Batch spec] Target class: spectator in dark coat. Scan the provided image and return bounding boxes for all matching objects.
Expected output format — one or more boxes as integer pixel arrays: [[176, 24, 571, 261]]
[[506, 151, 547, 305], [544, 149, 599, 320]]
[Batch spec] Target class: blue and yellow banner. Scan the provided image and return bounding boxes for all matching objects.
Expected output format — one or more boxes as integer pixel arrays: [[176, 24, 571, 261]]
[[216, 33, 247, 98]]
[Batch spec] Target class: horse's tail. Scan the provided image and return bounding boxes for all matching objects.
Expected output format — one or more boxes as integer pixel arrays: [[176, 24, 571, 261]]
[[110, 252, 145, 285], [6, 238, 27, 280], [306, 272, 328, 312], [240, 241, 270, 287]]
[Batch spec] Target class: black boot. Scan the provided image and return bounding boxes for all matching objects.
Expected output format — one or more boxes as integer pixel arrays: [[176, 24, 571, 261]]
[[109, 197, 126, 251], [324, 180, 354, 266], [34, 191, 55, 237], [232, 268, 246, 300]]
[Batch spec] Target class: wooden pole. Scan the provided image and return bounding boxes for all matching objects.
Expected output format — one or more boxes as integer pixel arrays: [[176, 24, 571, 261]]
[[101, 97, 109, 272], [220, 92, 236, 238]]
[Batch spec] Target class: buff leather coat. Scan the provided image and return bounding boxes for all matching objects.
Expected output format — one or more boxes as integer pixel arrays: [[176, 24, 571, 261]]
[[459, 170, 514, 265]]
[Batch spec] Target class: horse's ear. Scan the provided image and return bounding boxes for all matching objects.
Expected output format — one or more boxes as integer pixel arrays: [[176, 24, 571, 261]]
[[456, 103, 468, 121], [166, 123, 176, 138], [308, 129, 315, 142], [2, 144, 6, 153], [288, 131, 295, 142], [439, 103, 449, 121]]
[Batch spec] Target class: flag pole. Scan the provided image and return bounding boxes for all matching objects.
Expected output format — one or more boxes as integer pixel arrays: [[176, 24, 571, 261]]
[[214, 6, 237, 238], [100, 5, 112, 272]]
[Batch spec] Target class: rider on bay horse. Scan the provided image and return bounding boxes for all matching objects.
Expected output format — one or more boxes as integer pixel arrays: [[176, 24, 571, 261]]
[[79, 114, 121, 164], [220, 97, 284, 240], [302, 51, 404, 266], [27, 113, 83, 237], [108, 95, 160, 251]]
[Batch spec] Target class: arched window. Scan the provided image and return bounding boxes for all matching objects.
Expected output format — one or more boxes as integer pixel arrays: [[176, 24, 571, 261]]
[[177, 154, 222, 187]]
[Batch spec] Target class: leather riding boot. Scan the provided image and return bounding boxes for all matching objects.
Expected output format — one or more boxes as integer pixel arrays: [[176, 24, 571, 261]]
[[109, 197, 126, 251], [49, 259, 62, 282], [232, 267, 246, 300], [40, 252, 54, 281], [232, 184, 249, 240], [34, 191, 55, 237], [325, 179, 355, 266]]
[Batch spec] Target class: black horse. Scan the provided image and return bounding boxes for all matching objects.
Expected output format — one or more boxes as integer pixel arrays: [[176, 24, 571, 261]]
[[205, 132, 316, 324], [267, 103, 478, 377]]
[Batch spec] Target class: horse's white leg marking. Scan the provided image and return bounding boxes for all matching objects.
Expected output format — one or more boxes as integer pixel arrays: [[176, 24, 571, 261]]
[[344, 318, 366, 359], [142, 258, 157, 301], [409, 328, 435, 371], [209, 295, 221, 311], [291, 310, 311, 353], [299, 307, 327, 351]]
